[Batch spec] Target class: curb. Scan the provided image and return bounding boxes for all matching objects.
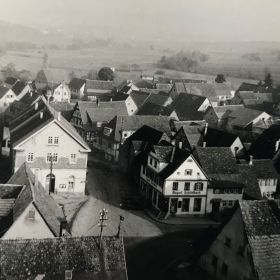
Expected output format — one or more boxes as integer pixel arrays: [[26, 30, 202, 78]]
[[143, 209, 221, 226]]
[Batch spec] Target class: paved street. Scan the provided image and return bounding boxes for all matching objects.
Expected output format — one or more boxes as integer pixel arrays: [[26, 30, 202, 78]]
[[71, 163, 163, 237]]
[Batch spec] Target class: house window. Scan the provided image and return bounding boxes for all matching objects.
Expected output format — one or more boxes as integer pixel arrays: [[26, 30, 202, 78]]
[[154, 161, 158, 168], [28, 209, 35, 220], [221, 263, 228, 276], [182, 198, 190, 212], [48, 136, 53, 144], [70, 154, 76, 164], [194, 182, 203, 191], [65, 270, 73, 280], [225, 237, 231, 248], [149, 157, 153, 165], [211, 255, 218, 269], [54, 137, 59, 145], [222, 200, 234, 208], [59, 184, 67, 189], [173, 182, 178, 191], [184, 182, 190, 191], [27, 153, 34, 162], [193, 198, 202, 212], [184, 169, 192, 175], [68, 176, 75, 190], [47, 153, 58, 163]]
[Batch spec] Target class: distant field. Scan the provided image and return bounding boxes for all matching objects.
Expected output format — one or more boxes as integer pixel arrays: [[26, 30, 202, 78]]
[[0, 47, 279, 87]]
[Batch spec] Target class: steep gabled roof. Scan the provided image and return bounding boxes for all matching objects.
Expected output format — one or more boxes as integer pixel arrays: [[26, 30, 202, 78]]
[[85, 79, 114, 95], [68, 78, 86, 90], [11, 81, 27, 96], [104, 115, 171, 142], [227, 107, 269, 128], [252, 159, 279, 179], [130, 91, 150, 108], [156, 83, 172, 92], [7, 163, 66, 237], [210, 105, 244, 119], [203, 127, 239, 147], [0, 86, 10, 99], [0, 236, 127, 280], [170, 93, 207, 121], [4, 77, 18, 87], [10, 97, 90, 150], [195, 147, 238, 175], [136, 102, 174, 117]]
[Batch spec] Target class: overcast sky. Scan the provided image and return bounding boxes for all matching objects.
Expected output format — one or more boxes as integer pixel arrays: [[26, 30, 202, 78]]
[[0, 0, 279, 42]]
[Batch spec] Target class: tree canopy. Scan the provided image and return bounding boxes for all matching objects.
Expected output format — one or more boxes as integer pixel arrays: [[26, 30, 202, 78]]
[[98, 67, 114, 81], [215, 74, 226, 83]]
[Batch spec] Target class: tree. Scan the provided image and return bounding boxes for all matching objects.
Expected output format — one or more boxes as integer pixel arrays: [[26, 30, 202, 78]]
[[98, 67, 114, 81], [264, 73, 273, 88], [215, 74, 226, 83]]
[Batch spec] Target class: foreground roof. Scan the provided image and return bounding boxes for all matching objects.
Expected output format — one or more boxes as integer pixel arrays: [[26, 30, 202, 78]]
[[0, 236, 127, 280], [7, 163, 66, 237], [240, 200, 280, 280]]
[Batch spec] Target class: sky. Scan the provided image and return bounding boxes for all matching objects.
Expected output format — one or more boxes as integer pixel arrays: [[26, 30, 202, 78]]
[[0, 0, 280, 42]]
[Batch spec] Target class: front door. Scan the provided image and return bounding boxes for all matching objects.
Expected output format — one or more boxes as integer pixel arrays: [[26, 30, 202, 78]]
[[170, 198, 178, 214], [212, 201, 220, 213]]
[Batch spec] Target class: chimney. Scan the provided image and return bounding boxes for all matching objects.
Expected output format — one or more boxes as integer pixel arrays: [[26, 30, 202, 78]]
[[170, 147, 176, 163], [40, 112, 44, 119], [58, 112, 61, 121], [276, 140, 280, 153], [204, 123, 208, 136], [30, 91, 33, 97], [35, 102, 38, 110], [59, 220, 67, 237], [249, 155, 253, 166], [203, 141, 206, 147]]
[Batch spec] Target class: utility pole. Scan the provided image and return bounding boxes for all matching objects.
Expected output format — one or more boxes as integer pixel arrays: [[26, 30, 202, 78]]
[[49, 154, 53, 195], [116, 215, 124, 238], [98, 208, 108, 249]]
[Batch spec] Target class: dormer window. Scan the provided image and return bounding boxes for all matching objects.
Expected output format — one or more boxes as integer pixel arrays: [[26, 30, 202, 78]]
[[103, 127, 112, 136]]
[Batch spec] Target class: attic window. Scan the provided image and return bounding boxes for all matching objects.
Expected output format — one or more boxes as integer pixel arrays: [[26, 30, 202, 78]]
[[65, 270, 72, 280], [103, 127, 112, 136], [28, 209, 35, 220], [184, 169, 192, 175]]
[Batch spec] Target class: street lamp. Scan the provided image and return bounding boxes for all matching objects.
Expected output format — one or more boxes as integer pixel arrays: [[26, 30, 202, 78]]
[[98, 208, 108, 249]]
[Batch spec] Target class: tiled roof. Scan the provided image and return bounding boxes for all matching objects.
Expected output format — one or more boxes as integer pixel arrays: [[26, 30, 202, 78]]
[[249, 124, 280, 159], [11, 81, 27, 96], [209, 174, 245, 189], [104, 115, 171, 142], [85, 79, 114, 94], [152, 145, 174, 162], [170, 93, 207, 121], [237, 82, 266, 93], [238, 91, 273, 103], [10, 97, 90, 150], [227, 107, 268, 128], [158, 148, 191, 179], [237, 164, 262, 200], [144, 92, 170, 106], [203, 127, 239, 147], [136, 102, 174, 117], [130, 91, 150, 108], [252, 159, 279, 179], [50, 101, 73, 112], [211, 105, 244, 119], [0, 236, 127, 280], [0, 86, 10, 98], [68, 78, 86, 90], [4, 77, 18, 86], [135, 80, 154, 89], [7, 163, 66, 237], [195, 147, 238, 175], [240, 200, 280, 280], [156, 83, 172, 92]]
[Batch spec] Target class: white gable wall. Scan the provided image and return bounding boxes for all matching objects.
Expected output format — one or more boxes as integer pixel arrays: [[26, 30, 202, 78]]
[[14, 121, 88, 194], [2, 203, 55, 239], [125, 96, 138, 116]]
